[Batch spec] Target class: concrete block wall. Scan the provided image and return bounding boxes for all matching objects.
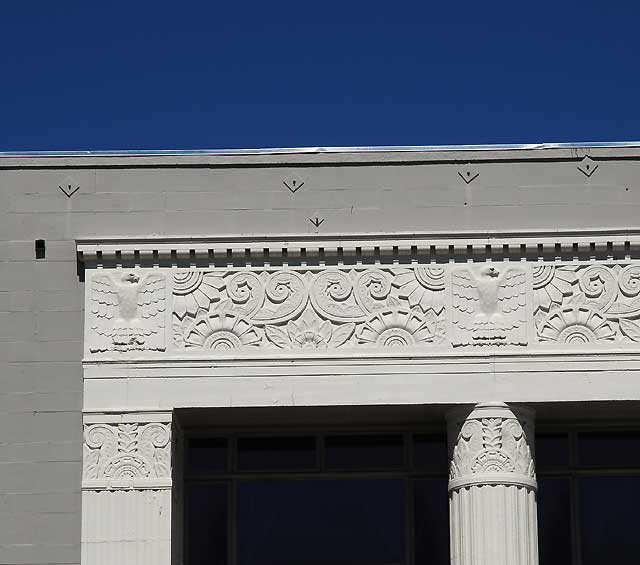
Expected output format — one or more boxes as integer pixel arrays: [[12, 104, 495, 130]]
[[1, 145, 639, 564]]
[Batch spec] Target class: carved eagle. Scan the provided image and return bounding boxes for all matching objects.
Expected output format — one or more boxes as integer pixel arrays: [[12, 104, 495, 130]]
[[90, 272, 166, 352], [452, 266, 526, 346]]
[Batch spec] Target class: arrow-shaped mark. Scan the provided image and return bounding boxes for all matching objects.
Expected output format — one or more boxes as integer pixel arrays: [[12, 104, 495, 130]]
[[309, 217, 325, 228], [59, 184, 80, 198]]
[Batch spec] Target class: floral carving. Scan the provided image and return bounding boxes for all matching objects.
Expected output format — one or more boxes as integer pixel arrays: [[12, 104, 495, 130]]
[[357, 307, 442, 347], [90, 271, 166, 352], [83, 422, 171, 483], [265, 311, 355, 349], [538, 305, 616, 344], [173, 271, 225, 318], [173, 266, 445, 351], [449, 404, 535, 486], [181, 311, 261, 350], [394, 266, 446, 314], [532, 265, 577, 313], [167, 261, 640, 352], [534, 263, 640, 343]]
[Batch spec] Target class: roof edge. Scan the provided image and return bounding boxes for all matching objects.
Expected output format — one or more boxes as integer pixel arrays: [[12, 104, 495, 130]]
[[4, 141, 640, 158]]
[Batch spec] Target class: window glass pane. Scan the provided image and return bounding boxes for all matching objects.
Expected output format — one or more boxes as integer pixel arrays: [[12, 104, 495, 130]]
[[186, 482, 228, 565], [537, 478, 572, 565], [237, 436, 317, 471], [579, 476, 640, 565], [237, 479, 405, 565], [413, 479, 449, 565], [413, 435, 447, 472], [578, 431, 640, 466], [535, 434, 569, 469], [325, 434, 404, 470], [187, 438, 228, 474]]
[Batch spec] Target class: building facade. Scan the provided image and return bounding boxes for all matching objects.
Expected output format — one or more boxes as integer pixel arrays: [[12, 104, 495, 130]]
[[2, 144, 640, 565]]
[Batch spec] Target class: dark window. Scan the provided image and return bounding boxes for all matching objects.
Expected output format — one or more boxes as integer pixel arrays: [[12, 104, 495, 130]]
[[579, 476, 640, 565], [413, 479, 449, 565], [237, 479, 405, 565], [186, 483, 228, 565], [185, 430, 447, 565], [413, 435, 448, 471], [187, 438, 228, 475], [237, 436, 317, 471], [325, 434, 404, 470], [537, 429, 640, 565], [536, 433, 569, 469], [537, 478, 572, 565], [577, 431, 640, 467]]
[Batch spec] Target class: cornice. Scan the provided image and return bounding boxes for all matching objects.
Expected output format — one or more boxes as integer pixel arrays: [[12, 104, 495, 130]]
[[77, 228, 640, 266]]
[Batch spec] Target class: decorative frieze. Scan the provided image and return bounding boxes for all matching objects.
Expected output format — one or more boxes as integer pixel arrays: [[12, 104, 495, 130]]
[[85, 261, 640, 356], [171, 266, 447, 351], [533, 264, 640, 343]]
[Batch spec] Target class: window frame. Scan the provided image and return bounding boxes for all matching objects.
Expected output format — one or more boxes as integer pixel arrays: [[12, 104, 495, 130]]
[[183, 427, 448, 565], [537, 423, 640, 565]]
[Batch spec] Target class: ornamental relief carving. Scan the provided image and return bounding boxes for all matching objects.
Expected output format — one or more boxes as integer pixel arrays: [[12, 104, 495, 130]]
[[449, 414, 535, 482], [86, 262, 640, 354], [452, 265, 527, 347], [533, 264, 640, 344], [171, 266, 447, 351], [83, 423, 171, 482], [90, 272, 166, 352]]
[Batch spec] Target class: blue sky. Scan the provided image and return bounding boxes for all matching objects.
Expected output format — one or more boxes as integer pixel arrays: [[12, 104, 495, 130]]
[[1, 1, 639, 151]]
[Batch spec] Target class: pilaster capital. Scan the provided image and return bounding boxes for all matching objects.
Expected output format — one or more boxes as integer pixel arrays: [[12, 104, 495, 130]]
[[447, 402, 536, 491], [82, 413, 173, 491]]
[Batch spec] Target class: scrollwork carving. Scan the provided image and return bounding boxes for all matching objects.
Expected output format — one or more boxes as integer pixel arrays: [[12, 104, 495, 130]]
[[448, 403, 535, 489], [309, 270, 367, 322], [578, 265, 618, 311], [353, 269, 393, 313], [534, 263, 640, 343], [83, 422, 171, 483], [252, 271, 308, 325], [167, 261, 640, 352]]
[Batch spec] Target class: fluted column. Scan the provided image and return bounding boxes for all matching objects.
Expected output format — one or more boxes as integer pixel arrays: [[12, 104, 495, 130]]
[[447, 402, 538, 565]]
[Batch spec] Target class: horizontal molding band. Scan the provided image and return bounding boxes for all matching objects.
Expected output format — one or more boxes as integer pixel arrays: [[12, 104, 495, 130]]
[[82, 479, 172, 491], [448, 474, 537, 491], [77, 228, 640, 266]]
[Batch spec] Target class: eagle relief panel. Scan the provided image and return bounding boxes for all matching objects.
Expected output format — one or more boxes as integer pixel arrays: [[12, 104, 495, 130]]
[[84, 262, 640, 356], [90, 272, 166, 352]]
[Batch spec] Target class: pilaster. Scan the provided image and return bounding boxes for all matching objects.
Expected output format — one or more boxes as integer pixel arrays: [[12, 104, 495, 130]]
[[81, 412, 179, 565], [447, 402, 538, 565]]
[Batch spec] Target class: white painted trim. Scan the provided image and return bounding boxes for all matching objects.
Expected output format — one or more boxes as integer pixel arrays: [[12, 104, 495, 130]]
[[77, 228, 640, 261]]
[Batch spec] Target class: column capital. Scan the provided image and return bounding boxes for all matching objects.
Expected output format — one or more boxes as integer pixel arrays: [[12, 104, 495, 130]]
[[447, 402, 536, 491]]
